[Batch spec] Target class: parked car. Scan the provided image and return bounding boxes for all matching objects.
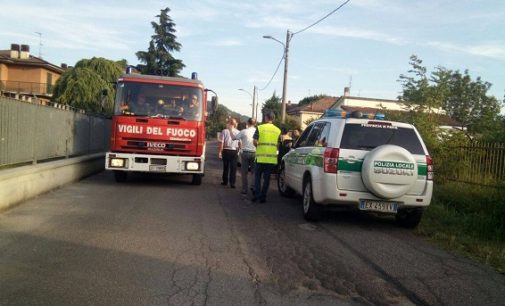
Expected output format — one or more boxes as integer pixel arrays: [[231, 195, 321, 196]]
[[278, 110, 433, 228]]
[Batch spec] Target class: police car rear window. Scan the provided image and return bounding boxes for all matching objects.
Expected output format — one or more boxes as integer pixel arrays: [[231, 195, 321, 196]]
[[339, 123, 425, 154]]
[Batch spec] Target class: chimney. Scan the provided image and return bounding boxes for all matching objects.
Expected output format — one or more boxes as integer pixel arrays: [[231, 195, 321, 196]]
[[10, 43, 20, 58], [20, 44, 30, 59], [61, 63, 68, 69], [344, 87, 350, 97]]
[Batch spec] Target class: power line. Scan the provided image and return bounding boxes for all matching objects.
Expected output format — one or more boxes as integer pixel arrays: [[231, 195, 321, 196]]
[[258, 53, 284, 91], [292, 0, 351, 36]]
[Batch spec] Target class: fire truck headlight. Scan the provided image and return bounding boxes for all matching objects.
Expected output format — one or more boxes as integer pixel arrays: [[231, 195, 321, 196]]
[[185, 162, 200, 171], [110, 158, 127, 168]]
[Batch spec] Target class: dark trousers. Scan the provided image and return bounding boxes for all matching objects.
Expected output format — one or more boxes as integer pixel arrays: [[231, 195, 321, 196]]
[[254, 163, 276, 201], [222, 149, 238, 186]]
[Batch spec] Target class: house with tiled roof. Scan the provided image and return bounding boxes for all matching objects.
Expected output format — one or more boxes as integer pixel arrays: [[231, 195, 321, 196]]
[[331, 86, 446, 113], [0, 43, 66, 102], [289, 87, 461, 130], [330, 87, 460, 130], [286, 96, 338, 129]]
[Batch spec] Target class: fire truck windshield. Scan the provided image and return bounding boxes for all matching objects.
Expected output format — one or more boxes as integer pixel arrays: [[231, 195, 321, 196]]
[[114, 81, 203, 120]]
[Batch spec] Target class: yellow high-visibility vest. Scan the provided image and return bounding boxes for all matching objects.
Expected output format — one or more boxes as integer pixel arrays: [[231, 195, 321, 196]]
[[256, 123, 281, 164]]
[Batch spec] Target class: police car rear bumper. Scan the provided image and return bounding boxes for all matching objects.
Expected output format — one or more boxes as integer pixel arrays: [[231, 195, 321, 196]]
[[105, 152, 204, 174], [312, 173, 433, 208]]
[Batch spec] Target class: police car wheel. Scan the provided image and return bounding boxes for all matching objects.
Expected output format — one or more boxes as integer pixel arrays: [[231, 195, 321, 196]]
[[396, 208, 423, 228], [191, 174, 202, 185], [302, 178, 322, 221], [278, 165, 295, 197], [114, 171, 128, 183]]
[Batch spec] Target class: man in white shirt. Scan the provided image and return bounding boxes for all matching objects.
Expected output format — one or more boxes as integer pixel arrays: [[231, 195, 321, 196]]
[[218, 118, 240, 188], [233, 118, 257, 194]]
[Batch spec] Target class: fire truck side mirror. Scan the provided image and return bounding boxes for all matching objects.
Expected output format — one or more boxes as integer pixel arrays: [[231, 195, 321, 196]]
[[100, 89, 109, 114], [210, 96, 218, 114]]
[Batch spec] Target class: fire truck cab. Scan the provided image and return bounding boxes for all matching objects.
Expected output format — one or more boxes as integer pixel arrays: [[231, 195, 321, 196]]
[[105, 73, 216, 185]]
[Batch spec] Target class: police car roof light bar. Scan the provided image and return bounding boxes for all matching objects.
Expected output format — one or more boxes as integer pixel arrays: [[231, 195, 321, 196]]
[[323, 109, 385, 120]]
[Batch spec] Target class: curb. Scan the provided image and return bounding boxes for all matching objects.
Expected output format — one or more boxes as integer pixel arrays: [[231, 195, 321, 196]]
[[0, 153, 105, 212]]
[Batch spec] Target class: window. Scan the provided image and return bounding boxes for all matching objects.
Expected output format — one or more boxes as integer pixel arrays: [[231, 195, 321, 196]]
[[305, 123, 324, 147], [114, 81, 203, 120], [295, 125, 313, 148], [340, 124, 425, 154], [46, 72, 53, 94], [317, 122, 330, 147]]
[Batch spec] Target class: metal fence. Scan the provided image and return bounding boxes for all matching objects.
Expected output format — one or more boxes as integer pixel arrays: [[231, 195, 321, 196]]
[[438, 142, 505, 187], [0, 80, 53, 95], [0, 97, 110, 167]]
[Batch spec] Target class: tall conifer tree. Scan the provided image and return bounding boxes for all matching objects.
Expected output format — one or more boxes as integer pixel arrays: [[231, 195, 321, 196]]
[[136, 8, 185, 76]]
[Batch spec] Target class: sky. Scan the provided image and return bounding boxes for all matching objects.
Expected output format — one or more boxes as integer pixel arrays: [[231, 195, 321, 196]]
[[1, 0, 504, 116]]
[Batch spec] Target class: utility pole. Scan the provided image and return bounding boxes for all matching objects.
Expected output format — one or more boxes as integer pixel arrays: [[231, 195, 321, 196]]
[[281, 30, 292, 124], [238, 87, 256, 120], [263, 30, 292, 124], [252, 85, 257, 120]]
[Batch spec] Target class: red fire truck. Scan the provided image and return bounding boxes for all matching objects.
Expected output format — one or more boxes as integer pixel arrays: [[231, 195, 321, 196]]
[[105, 72, 217, 185]]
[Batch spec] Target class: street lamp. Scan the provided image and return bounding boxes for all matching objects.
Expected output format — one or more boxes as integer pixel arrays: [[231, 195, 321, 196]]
[[238, 86, 257, 120], [263, 30, 292, 123]]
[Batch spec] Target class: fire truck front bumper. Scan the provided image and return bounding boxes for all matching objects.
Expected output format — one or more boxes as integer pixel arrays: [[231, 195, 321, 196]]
[[105, 152, 205, 174]]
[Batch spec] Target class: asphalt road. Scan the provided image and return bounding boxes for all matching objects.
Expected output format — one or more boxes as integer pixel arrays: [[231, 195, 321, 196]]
[[1, 142, 504, 305]]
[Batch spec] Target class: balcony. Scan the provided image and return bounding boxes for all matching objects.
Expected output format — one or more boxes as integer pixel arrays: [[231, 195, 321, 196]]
[[0, 80, 54, 97]]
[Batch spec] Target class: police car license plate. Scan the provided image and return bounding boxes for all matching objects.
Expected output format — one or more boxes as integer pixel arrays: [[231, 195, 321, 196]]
[[149, 165, 166, 172], [359, 200, 398, 213]]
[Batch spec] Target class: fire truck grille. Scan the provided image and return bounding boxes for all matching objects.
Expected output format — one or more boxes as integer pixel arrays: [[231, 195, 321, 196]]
[[124, 141, 187, 149], [150, 158, 167, 165], [122, 141, 192, 153]]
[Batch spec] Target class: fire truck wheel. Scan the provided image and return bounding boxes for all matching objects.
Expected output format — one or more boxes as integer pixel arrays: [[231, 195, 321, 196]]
[[114, 171, 128, 183], [191, 174, 202, 185]]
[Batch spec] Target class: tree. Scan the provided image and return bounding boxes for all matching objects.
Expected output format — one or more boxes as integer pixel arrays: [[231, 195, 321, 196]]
[[298, 94, 329, 106], [74, 57, 124, 83], [398, 55, 445, 113], [136, 7, 185, 76], [261, 92, 281, 121], [443, 70, 502, 134], [205, 104, 246, 139], [259, 92, 300, 131], [53, 57, 123, 114], [303, 117, 317, 127], [398, 55, 503, 138], [205, 105, 228, 139]]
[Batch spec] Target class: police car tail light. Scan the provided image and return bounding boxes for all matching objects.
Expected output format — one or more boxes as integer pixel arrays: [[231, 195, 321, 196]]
[[426, 155, 434, 180], [324, 148, 340, 173]]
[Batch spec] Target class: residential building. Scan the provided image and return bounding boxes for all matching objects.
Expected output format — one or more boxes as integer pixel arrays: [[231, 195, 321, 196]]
[[288, 87, 460, 130], [0, 43, 66, 103], [331, 87, 445, 114], [286, 97, 337, 129]]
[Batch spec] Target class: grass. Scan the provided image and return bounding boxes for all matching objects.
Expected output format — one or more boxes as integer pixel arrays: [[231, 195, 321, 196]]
[[416, 181, 505, 274]]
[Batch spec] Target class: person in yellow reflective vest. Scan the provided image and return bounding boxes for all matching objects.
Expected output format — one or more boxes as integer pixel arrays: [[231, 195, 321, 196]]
[[252, 111, 281, 203]]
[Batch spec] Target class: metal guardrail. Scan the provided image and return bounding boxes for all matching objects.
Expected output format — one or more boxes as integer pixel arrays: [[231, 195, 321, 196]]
[[438, 142, 505, 187], [0, 80, 53, 95], [0, 96, 110, 167]]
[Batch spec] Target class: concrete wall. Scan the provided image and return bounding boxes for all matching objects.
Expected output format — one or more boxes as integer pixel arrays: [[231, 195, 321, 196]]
[[0, 153, 104, 212]]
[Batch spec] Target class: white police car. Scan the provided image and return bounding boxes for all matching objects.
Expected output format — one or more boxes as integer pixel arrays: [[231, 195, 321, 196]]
[[278, 110, 433, 227]]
